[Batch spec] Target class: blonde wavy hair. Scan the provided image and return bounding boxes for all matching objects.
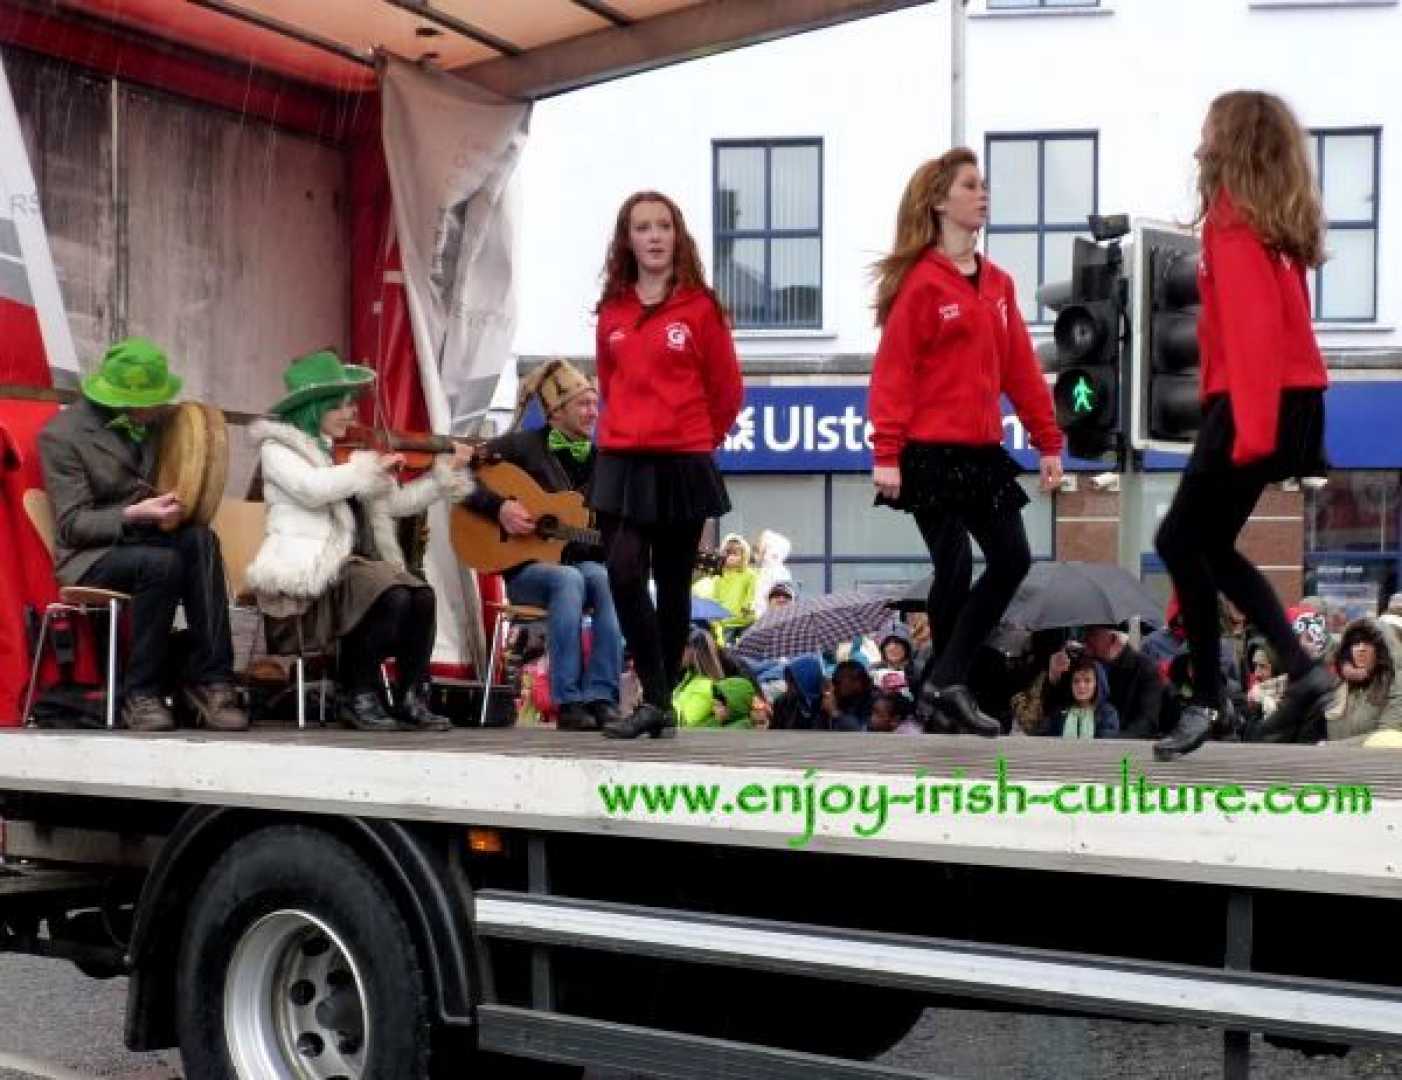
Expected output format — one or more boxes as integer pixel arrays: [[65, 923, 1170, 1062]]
[[1196, 91, 1325, 268], [872, 147, 979, 326]]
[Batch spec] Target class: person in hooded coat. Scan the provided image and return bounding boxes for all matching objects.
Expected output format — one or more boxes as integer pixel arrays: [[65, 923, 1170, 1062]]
[[771, 654, 826, 730], [693, 532, 757, 643], [752, 529, 793, 618], [1047, 656, 1120, 740]]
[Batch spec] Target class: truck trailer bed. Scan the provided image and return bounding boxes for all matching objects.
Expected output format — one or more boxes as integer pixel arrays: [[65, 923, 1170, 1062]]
[[1, 728, 1399, 898]]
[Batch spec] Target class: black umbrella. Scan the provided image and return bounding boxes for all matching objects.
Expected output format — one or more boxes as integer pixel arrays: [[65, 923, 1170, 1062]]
[[895, 561, 1164, 631]]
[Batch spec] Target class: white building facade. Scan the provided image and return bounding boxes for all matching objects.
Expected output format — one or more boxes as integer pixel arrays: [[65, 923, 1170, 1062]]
[[514, 0, 1402, 606]]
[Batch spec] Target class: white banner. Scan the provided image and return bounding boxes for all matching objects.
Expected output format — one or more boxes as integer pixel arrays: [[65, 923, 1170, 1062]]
[[0, 52, 76, 380], [379, 56, 531, 672]]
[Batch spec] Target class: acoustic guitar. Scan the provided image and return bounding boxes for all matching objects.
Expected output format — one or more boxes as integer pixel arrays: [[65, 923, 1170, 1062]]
[[450, 461, 724, 575]]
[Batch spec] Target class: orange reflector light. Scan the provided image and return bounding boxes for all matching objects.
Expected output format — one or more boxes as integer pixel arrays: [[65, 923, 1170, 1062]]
[[467, 827, 504, 855]]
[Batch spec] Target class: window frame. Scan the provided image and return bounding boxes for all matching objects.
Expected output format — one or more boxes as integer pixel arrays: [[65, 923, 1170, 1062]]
[[712, 137, 825, 330], [720, 473, 1055, 592], [983, 130, 1100, 324], [1306, 126, 1381, 323], [987, 0, 1100, 8]]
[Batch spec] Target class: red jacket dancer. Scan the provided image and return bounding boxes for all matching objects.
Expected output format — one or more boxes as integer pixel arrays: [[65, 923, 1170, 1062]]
[[595, 286, 743, 454], [868, 147, 1063, 737], [867, 250, 1062, 468], [1197, 191, 1329, 466], [1153, 90, 1333, 761], [589, 191, 743, 740]]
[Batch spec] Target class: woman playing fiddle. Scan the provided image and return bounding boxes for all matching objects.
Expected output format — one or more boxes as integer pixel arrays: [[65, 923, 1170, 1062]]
[[245, 349, 473, 731]]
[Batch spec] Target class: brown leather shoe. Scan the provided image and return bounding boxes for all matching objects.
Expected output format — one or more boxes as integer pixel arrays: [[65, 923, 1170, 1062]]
[[123, 694, 176, 732], [185, 683, 250, 731]]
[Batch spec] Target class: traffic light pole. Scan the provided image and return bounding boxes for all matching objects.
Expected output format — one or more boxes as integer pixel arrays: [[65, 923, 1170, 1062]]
[[1116, 448, 1147, 644]]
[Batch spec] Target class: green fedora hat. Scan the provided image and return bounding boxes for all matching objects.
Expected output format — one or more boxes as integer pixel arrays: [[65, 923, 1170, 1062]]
[[81, 337, 183, 409], [271, 349, 375, 415]]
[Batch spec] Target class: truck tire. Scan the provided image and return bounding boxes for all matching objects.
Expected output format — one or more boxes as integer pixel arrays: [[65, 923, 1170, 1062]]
[[175, 825, 431, 1080]]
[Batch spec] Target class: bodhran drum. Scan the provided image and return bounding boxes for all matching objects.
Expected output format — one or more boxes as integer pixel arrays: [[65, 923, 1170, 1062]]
[[154, 403, 229, 530]]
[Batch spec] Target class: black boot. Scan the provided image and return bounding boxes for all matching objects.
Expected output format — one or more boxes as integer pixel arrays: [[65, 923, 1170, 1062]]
[[602, 703, 677, 740], [928, 685, 1000, 737], [556, 702, 600, 732], [587, 700, 623, 728], [1250, 663, 1334, 743], [340, 690, 398, 732], [915, 681, 956, 734], [1153, 703, 1215, 761], [396, 685, 452, 731]]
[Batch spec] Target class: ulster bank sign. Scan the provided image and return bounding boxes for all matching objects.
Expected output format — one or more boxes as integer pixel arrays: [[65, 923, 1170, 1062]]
[[713, 382, 1402, 474], [716, 386, 1045, 474]]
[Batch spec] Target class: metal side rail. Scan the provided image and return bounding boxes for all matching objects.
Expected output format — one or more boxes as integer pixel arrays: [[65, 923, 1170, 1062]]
[[0, 865, 109, 901], [474, 890, 1402, 1048], [477, 1005, 950, 1080]]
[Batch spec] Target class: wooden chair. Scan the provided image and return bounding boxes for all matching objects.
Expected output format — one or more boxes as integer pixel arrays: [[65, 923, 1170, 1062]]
[[211, 498, 393, 730], [20, 489, 131, 730]]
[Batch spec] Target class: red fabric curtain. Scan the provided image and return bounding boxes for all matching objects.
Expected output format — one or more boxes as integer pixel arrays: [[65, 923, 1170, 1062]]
[[0, 401, 98, 724]]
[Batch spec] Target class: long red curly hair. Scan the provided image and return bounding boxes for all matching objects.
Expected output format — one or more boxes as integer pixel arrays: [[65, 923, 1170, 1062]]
[[594, 191, 722, 314]]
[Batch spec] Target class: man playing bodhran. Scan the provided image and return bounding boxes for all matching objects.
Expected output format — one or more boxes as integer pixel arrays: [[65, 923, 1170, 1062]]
[[38, 338, 247, 732]]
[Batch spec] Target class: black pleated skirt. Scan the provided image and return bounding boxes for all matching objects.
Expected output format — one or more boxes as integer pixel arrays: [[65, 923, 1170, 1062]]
[[1186, 389, 1329, 482], [877, 441, 1030, 518], [589, 450, 731, 525]]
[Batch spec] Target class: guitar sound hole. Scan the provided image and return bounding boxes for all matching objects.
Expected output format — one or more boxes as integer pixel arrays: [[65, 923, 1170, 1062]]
[[538, 515, 559, 536]]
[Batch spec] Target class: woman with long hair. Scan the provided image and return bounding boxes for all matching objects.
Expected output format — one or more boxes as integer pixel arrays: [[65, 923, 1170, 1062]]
[[868, 148, 1064, 736], [245, 350, 472, 731], [590, 191, 744, 738], [1154, 91, 1333, 760]]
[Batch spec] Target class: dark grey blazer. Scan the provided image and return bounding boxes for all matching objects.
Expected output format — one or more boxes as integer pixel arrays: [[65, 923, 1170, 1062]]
[[37, 398, 160, 585]]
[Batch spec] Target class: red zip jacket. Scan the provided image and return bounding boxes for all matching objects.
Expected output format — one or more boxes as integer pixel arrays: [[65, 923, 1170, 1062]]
[[595, 286, 744, 453], [867, 250, 1062, 467], [1198, 191, 1328, 465]]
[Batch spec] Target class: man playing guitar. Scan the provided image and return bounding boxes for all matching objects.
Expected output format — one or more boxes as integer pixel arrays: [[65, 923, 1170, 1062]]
[[462, 360, 623, 731]]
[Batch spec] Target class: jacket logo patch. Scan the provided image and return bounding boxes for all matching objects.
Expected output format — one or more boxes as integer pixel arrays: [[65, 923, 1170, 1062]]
[[665, 322, 691, 351], [996, 297, 1008, 328], [939, 304, 961, 320], [608, 328, 626, 345]]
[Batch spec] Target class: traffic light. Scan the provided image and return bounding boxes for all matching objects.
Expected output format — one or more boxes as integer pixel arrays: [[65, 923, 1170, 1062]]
[[1129, 222, 1202, 449], [1036, 234, 1125, 460]]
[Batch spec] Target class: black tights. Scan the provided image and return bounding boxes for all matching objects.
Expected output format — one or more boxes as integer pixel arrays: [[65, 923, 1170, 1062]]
[[1155, 466, 1311, 709], [338, 586, 436, 693], [598, 513, 705, 709], [913, 503, 1032, 690]]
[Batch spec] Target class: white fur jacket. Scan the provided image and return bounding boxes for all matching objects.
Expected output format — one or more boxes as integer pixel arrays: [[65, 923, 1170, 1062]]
[[244, 419, 472, 608]]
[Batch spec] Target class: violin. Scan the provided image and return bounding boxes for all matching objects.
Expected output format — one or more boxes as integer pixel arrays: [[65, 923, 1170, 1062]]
[[332, 422, 481, 474]]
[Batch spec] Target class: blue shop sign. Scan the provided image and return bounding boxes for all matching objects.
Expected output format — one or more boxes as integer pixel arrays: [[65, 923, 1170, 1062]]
[[714, 382, 1402, 473]]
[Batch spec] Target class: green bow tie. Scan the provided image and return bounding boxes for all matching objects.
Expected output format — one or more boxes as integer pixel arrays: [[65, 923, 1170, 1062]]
[[547, 428, 592, 463], [107, 414, 149, 444]]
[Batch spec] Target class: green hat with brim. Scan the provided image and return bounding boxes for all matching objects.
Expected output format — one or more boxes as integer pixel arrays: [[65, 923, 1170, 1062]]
[[271, 349, 375, 415], [81, 337, 182, 409]]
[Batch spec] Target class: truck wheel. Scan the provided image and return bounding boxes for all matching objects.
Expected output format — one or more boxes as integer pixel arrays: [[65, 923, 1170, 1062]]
[[176, 826, 430, 1080]]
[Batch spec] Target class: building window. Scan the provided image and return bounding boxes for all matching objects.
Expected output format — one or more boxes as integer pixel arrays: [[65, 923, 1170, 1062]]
[[1304, 470, 1401, 627], [1307, 128, 1380, 322], [988, 0, 1099, 7], [984, 132, 1098, 324], [720, 474, 1053, 594], [713, 139, 822, 329]]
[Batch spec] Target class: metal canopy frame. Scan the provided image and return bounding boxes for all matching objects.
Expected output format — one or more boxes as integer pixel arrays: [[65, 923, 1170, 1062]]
[[105, 0, 936, 100]]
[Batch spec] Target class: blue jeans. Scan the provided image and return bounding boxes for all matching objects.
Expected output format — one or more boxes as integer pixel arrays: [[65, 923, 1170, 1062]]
[[507, 560, 623, 706]]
